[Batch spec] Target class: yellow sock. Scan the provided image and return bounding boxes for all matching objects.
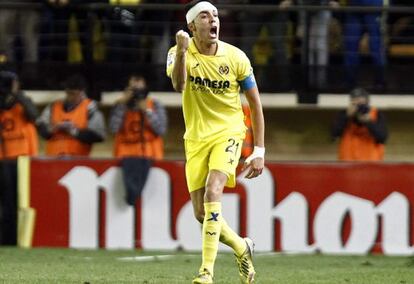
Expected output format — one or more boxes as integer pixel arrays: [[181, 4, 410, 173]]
[[220, 218, 246, 257], [201, 202, 222, 275]]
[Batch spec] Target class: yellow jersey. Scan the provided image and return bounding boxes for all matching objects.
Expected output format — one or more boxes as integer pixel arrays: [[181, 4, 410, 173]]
[[166, 38, 252, 141]]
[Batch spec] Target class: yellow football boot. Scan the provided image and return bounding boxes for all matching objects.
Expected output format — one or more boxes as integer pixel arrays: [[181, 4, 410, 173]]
[[235, 238, 256, 283], [192, 268, 213, 284]]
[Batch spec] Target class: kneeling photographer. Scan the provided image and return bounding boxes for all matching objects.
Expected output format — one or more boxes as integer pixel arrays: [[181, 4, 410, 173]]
[[331, 88, 388, 161], [0, 71, 38, 158], [109, 74, 167, 159]]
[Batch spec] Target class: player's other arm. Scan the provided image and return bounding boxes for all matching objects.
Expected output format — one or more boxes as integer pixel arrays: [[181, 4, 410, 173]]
[[245, 86, 265, 150], [171, 30, 189, 92], [243, 85, 265, 179]]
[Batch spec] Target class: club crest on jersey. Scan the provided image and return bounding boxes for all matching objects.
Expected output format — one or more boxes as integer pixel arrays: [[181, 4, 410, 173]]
[[218, 64, 229, 75]]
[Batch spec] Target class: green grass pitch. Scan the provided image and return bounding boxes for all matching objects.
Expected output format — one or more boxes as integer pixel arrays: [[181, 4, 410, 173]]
[[0, 247, 413, 283]]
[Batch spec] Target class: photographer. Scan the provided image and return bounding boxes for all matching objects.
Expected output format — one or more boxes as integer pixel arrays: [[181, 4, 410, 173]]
[[331, 88, 388, 161], [109, 74, 167, 159], [37, 74, 106, 157], [0, 71, 39, 158]]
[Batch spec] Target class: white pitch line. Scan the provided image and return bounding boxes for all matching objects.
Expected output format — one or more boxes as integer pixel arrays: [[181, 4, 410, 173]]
[[255, 251, 314, 257], [117, 255, 174, 262], [117, 254, 198, 262], [117, 252, 308, 262], [255, 252, 285, 257]]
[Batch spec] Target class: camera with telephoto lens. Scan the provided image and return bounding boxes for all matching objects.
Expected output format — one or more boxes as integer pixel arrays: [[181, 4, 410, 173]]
[[131, 88, 149, 100], [357, 104, 370, 115], [0, 71, 16, 109]]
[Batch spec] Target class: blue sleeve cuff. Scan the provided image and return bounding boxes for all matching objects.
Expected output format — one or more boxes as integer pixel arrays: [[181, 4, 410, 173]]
[[239, 74, 257, 91]]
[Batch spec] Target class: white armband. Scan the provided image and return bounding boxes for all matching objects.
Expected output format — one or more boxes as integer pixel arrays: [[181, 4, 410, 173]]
[[245, 146, 265, 164]]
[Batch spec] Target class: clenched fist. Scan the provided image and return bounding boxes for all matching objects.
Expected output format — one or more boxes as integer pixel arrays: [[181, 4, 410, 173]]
[[176, 30, 190, 53]]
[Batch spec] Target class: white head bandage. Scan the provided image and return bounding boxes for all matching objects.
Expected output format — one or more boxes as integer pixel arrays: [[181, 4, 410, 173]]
[[186, 1, 218, 24]]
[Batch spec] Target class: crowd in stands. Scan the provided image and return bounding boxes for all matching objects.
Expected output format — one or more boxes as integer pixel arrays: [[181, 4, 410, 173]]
[[0, 1, 412, 66], [0, 1, 413, 93]]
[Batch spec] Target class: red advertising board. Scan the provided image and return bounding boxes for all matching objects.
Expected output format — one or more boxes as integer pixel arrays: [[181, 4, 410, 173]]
[[29, 159, 414, 255]]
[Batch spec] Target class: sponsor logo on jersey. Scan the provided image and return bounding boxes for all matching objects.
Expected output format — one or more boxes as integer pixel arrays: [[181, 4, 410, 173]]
[[189, 76, 230, 89]]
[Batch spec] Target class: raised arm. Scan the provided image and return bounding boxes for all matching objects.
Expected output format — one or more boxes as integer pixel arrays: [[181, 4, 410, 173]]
[[171, 30, 190, 92]]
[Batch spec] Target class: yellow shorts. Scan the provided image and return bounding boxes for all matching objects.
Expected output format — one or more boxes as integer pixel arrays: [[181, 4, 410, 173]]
[[184, 133, 244, 192]]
